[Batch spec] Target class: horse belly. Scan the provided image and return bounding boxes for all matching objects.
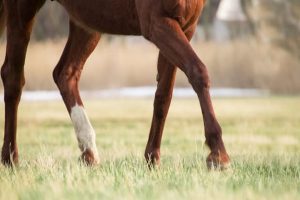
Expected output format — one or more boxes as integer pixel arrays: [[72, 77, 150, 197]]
[[59, 0, 142, 35]]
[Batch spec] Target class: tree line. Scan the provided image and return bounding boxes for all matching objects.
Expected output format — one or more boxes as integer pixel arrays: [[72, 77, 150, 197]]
[[32, 0, 299, 57]]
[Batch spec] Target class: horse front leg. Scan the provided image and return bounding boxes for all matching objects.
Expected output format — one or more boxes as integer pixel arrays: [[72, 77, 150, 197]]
[[146, 18, 230, 170], [145, 52, 176, 166], [1, 0, 45, 166], [53, 20, 101, 165]]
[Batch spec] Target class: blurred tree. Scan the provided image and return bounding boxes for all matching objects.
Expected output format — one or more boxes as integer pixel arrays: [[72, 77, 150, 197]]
[[32, 1, 68, 40], [199, 0, 221, 40], [30, 0, 300, 59], [200, 0, 254, 41], [246, 0, 300, 58], [214, 0, 253, 40]]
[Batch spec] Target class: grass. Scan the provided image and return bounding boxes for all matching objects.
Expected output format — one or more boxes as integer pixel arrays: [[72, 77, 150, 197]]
[[0, 97, 300, 199]]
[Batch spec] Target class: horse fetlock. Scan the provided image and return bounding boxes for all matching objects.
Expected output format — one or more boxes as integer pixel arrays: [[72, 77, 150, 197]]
[[205, 134, 226, 155]]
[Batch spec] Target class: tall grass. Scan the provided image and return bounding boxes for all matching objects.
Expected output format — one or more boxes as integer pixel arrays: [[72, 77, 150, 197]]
[[0, 97, 299, 199]]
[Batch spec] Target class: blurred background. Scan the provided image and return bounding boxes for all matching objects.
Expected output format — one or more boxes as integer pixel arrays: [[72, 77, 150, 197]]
[[0, 0, 299, 98]]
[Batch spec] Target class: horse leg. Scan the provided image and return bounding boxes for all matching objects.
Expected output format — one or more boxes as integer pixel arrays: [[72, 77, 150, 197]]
[[144, 52, 176, 166], [53, 20, 101, 165], [0, 0, 6, 36], [1, 0, 45, 166], [144, 27, 200, 166], [148, 19, 230, 169]]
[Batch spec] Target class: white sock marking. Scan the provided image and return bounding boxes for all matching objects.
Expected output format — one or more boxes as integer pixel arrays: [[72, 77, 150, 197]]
[[70, 104, 99, 161]]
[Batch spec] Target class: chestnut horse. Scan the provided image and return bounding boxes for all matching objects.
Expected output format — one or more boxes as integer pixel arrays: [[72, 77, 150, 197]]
[[0, 0, 230, 169]]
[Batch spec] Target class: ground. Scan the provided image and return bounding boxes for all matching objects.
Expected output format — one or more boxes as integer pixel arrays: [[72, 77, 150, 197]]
[[0, 97, 299, 199]]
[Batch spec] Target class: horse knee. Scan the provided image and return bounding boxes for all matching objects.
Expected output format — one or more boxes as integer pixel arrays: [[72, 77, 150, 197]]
[[53, 66, 77, 95], [52, 67, 61, 86], [186, 62, 210, 92], [1, 62, 25, 102]]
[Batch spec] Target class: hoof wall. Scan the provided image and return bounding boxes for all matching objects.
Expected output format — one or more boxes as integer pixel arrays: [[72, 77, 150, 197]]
[[206, 152, 230, 170], [80, 149, 99, 166]]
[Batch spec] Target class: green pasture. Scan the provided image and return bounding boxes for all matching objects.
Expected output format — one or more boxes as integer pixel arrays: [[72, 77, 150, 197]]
[[0, 97, 299, 199]]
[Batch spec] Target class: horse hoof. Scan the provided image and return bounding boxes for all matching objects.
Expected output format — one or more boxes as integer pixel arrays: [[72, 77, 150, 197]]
[[206, 152, 230, 170], [146, 158, 160, 169], [1, 150, 18, 167], [80, 149, 99, 166], [1, 158, 18, 167], [144, 149, 160, 169], [1, 157, 12, 166]]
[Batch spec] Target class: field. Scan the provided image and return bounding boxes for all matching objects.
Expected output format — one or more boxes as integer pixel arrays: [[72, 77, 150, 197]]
[[0, 97, 299, 199]]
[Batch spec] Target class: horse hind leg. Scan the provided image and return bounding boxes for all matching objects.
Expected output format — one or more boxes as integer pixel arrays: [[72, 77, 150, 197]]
[[144, 52, 176, 167], [53, 20, 101, 165], [1, 0, 46, 166], [144, 28, 198, 167], [0, 1, 6, 36], [146, 18, 230, 170]]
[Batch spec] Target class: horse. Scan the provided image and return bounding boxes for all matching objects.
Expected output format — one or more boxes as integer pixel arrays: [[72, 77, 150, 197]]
[[0, 0, 230, 169]]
